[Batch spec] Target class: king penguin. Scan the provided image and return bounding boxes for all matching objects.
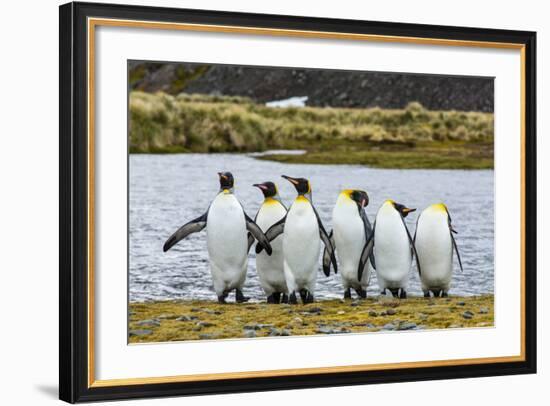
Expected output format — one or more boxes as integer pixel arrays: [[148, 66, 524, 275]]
[[163, 172, 272, 303], [260, 175, 337, 304], [414, 203, 464, 298], [252, 181, 289, 304], [357, 200, 421, 298], [324, 189, 375, 299]]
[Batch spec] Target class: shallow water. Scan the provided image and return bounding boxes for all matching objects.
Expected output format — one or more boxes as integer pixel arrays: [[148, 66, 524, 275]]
[[129, 154, 494, 302]]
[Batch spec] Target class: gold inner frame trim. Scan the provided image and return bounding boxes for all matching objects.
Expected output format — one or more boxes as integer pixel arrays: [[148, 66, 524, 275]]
[[87, 17, 527, 388]]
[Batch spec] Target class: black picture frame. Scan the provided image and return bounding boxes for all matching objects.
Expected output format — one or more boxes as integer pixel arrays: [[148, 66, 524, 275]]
[[59, 1, 537, 403]]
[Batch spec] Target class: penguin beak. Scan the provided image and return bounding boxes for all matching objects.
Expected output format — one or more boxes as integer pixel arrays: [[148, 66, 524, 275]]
[[253, 183, 268, 191], [218, 172, 228, 181], [361, 198, 367, 208], [402, 207, 416, 214], [282, 175, 299, 185]]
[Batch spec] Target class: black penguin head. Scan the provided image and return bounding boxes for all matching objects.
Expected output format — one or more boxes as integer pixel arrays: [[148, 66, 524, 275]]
[[253, 182, 278, 198], [282, 175, 311, 195], [218, 172, 234, 191], [350, 190, 369, 209], [391, 201, 416, 218]]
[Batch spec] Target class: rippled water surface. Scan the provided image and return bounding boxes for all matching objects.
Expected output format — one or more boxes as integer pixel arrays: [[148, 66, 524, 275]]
[[130, 154, 494, 302]]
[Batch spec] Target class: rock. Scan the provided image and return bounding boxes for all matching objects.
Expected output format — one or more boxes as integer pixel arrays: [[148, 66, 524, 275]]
[[244, 323, 273, 330], [337, 311, 346, 315], [386, 309, 397, 315], [243, 330, 257, 338], [316, 327, 350, 334], [292, 317, 303, 325], [368, 310, 378, 317], [462, 311, 475, 319], [157, 314, 175, 319], [196, 321, 215, 328], [269, 328, 291, 337], [351, 301, 360, 307], [176, 315, 198, 322], [204, 309, 222, 315], [382, 323, 397, 330], [280, 329, 291, 336], [457, 301, 466, 306], [199, 334, 215, 340], [306, 307, 322, 314], [136, 319, 160, 327], [380, 311, 387, 316], [129, 329, 152, 337], [479, 307, 489, 314], [417, 313, 428, 321], [397, 322, 417, 330], [449, 324, 463, 328]]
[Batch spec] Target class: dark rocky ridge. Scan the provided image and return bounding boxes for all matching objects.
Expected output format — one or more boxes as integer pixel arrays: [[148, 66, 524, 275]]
[[129, 61, 494, 112]]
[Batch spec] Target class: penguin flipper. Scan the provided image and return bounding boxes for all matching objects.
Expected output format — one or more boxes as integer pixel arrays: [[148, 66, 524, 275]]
[[360, 210, 376, 270], [322, 230, 336, 276], [312, 207, 337, 275], [247, 232, 254, 253], [358, 233, 374, 281], [163, 212, 208, 252], [399, 216, 422, 276], [256, 216, 286, 254], [444, 207, 464, 272], [245, 213, 273, 255]]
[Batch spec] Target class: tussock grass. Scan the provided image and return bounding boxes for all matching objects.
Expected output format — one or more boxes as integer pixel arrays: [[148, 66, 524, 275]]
[[129, 91, 494, 168]]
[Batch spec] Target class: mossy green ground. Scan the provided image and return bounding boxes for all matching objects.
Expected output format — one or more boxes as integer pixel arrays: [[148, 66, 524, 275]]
[[129, 92, 493, 169], [129, 295, 493, 343]]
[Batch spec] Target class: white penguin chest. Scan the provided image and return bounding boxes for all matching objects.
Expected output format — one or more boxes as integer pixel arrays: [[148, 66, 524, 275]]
[[206, 193, 247, 261], [332, 202, 366, 268], [375, 207, 411, 267], [283, 198, 320, 268], [415, 211, 453, 280]]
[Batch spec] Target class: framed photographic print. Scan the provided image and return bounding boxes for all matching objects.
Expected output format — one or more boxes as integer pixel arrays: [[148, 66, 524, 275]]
[[59, 1, 537, 403]]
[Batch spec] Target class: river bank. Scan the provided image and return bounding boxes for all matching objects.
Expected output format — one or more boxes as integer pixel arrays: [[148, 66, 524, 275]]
[[129, 295, 494, 343], [129, 92, 493, 169]]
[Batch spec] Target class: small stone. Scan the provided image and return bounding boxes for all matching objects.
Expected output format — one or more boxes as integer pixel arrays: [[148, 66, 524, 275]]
[[382, 323, 396, 330], [380, 311, 387, 316], [462, 311, 475, 319], [136, 319, 160, 327], [351, 301, 360, 307], [457, 301, 466, 306], [397, 322, 417, 330], [479, 307, 489, 314], [199, 334, 214, 340], [386, 309, 397, 315], [417, 313, 428, 321], [449, 324, 463, 328], [280, 329, 291, 336], [243, 330, 257, 338], [129, 329, 152, 337], [176, 315, 197, 322], [292, 317, 303, 325], [337, 311, 346, 315], [204, 309, 222, 315], [368, 310, 378, 317], [306, 307, 322, 314], [196, 321, 215, 328], [157, 314, 175, 319]]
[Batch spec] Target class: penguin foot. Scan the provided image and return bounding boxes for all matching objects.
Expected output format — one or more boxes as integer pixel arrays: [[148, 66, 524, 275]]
[[399, 289, 407, 299], [423, 291, 430, 298], [305, 291, 315, 304], [354, 288, 367, 299], [235, 289, 250, 303], [343, 288, 352, 300], [289, 292, 298, 305], [267, 294, 276, 304], [380, 289, 387, 296], [272, 292, 282, 303], [217, 292, 228, 304], [299, 289, 308, 304], [442, 291, 448, 298], [281, 293, 289, 304], [389, 288, 400, 298], [431, 289, 442, 298]]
